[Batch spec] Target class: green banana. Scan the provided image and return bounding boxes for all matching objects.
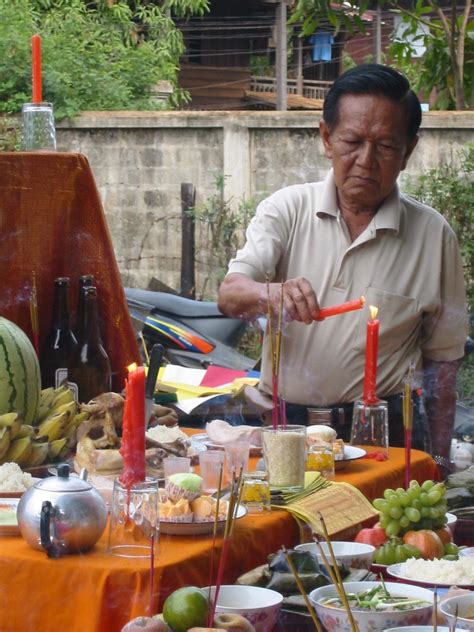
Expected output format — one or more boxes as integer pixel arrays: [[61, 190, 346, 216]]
[[35, 387, 57, 424], [49, 385, 76, 411], [3, 436, 32, 467], [63, 424, 77, 450], [73, 411, 90, 428], [37, 410, 72, 442], [17, 424, 39, 439], [0, 412, 22, 440], [27, 440, 50, 467], [0, 427, 11, 461], [48, 438, 67, 461]]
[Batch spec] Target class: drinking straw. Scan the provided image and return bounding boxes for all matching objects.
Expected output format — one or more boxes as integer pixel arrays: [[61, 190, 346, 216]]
[[31, 34, 42, 103], [317, 514, 360, 632], [281, 545, 324, 632], [29, 272, 40, 356], [403, 367, 414, 489]]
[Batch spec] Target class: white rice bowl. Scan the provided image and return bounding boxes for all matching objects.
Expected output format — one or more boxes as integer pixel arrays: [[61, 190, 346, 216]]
[[0, 463, 34, 492], [399, 558, 474, 586]]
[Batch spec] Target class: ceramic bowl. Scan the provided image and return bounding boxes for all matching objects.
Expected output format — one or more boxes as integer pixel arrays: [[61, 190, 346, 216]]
[[446, 512, 458, 534], [384, 627, 462, 631], [295, 541, 375, 569], [204, 585, 282, 632], [309, 581, 433, 632], [459, 547, 474, 559], [440, 594, 474, 630]]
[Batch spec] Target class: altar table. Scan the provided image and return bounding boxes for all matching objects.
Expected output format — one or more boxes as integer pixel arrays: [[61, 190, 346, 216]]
[[0, 446, 437, 632]]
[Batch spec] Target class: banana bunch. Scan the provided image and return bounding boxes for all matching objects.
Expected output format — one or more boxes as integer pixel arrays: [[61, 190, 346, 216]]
[[0, 385, 89, 469]]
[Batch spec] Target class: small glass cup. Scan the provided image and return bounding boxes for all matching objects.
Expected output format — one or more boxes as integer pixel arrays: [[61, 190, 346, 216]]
[[262, 424, 306, 490], [350, 399, 389, 457], [198, 449, 225, 493], [21, 102, 57, 151], [224, 436, 250, 480], [306, 442, 335, 479], [241, 471, 271, 513], [108, 477, 159, 558], [163, 456, 191, 480]]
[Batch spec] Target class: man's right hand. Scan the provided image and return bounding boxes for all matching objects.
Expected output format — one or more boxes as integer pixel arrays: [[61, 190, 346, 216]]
[[218, 273, 320, 325]]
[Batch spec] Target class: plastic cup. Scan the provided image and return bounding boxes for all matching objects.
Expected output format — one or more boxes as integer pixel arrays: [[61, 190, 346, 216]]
[[21, 102, 57, 151], [224, 436, 250, 480], [163, 456, 191, 480], [107, 477, 159, 558], [198, 450, 225, 493]]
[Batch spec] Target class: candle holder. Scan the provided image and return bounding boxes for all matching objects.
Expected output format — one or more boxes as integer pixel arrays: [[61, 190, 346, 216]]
[[108, 477, 159, 558], [21, 102, 57, 151], [350, 399, 389, 457]]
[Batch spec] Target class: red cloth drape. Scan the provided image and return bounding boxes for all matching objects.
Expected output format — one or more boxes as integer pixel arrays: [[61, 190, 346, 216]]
[[0, 151, 140, 390]]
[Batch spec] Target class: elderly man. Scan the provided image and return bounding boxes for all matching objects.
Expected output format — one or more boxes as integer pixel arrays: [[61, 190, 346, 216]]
[[218, 64, 468, 464]]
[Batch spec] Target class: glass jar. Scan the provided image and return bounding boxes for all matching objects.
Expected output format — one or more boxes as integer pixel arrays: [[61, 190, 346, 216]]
[[241, 472, 271, 513], [306, 441, 335, 479], [262, 424, 306, 490]]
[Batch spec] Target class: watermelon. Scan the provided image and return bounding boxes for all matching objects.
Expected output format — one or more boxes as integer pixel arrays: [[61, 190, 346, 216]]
[[0, 317, 41, 424]]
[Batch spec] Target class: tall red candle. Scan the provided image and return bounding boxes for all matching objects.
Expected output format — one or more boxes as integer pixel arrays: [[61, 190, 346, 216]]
[[363, 305, 380, 404], [31, 34, 42, 104], [120, 363, 146, 488]]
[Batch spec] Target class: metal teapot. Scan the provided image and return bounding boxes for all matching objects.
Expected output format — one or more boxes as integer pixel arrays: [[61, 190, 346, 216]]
[[17, 463, 107, 557]]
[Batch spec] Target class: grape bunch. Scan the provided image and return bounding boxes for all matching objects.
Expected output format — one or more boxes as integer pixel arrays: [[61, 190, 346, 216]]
[[372, 479, 447, 537]]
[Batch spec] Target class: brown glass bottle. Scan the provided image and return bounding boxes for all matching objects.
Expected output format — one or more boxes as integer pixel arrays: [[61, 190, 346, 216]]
[[40, 277, 79, 390], [75, 274, 95, 343], [68, 286, 112, 403]]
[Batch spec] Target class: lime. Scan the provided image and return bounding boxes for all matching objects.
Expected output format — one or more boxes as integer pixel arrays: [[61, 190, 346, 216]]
[[163, 587, 209, 632]]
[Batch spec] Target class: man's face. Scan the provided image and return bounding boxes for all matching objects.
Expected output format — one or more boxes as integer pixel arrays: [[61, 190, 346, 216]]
[[320, 94, 418, 210]]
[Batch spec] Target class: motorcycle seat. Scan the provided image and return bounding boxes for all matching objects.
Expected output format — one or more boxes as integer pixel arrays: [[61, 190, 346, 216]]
[[125, 288, 223, 318]]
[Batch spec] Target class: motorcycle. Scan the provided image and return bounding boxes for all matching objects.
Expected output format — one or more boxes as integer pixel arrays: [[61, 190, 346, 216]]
[[125, 287, 260, 371]]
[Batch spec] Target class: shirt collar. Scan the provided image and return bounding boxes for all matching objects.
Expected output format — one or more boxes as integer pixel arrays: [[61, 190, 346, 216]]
[[316, 168, 402, 234]]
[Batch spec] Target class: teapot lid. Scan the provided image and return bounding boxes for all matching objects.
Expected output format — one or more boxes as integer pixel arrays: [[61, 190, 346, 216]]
[[34, 463, 92, 492]]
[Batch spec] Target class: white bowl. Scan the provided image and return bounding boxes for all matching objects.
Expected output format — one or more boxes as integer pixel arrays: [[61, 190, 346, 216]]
[[204, 585, 282, 632], [384, 627, 462, 631], [440, 594, 474, 630], [459, 547, 474, 558], [446, 512, 458, 534], [295, 541, 375, 570], [309, 581, 433, 632]]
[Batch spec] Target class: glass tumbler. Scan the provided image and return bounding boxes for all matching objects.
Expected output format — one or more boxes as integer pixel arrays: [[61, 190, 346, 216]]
[[262, 424, 306, 490], [350, 399, 389, 457], [21, 102, 57, 151], [306, 441, 335, 479], [108, 477, 159, 558]]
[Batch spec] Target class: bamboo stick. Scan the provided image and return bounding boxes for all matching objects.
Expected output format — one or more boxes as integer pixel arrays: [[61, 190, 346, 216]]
[[282, 545, 324, 632]]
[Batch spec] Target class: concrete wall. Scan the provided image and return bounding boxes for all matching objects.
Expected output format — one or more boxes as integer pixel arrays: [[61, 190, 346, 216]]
[[57, 110, 474, 297]]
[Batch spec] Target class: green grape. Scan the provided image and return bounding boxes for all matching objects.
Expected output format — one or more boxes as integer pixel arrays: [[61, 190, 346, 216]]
[[384, 489, 397, 501], [399, 494, 411, 507], [396, 488, 406, 495], [427, 490, 442, 505], [421, 479, 435, 492], [409, 480, 420, 488], [431, 483, 445, 495], [420, 493, 431, 506], [379, 514, 390, 529], [405, 507, 421, 522], [407, 486, 421, 500], [429, 507, 440, 519], [411, 498, 422, 510], [421, 507, 431, 518], [443, 542, 459, 556], [373, 498, 386, 511], [399, 515, 410, 528], [389, 506, 403, 520], [385, 520, 401, 537]]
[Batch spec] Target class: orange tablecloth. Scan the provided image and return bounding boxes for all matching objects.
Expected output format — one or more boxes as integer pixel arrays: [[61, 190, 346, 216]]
[[0, 446, 437, 632]]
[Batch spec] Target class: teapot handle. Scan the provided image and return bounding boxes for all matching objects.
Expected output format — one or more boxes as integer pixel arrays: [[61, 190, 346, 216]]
[[40, 501, 64, 559]]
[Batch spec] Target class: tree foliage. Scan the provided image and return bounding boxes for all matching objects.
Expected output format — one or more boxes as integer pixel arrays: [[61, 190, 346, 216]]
[[0, 0, 209, 119], [289, 0, 473, 110]]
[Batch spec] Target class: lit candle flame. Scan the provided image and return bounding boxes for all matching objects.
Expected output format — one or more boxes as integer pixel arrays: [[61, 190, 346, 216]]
[[127, 362, 138, 373], [369, 305, 379, 320]]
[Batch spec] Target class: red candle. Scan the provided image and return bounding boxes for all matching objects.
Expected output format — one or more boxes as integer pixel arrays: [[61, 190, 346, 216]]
[[363, 305, 380, 404], [314, 296, 365, 321], [120, 363, 146, 488], [31, 34, 42, 104]]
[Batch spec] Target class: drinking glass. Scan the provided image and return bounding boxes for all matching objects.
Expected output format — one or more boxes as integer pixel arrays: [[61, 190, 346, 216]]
[[307, 442, 335, 479], [163, 456, 191, 480], [350, 399, 389, 457], [21, 102, 57, 151], [224, 436, 250, 480], [262, 424, 306, 490], [108, 477, 159, 558], [198, 449, 225, 493]]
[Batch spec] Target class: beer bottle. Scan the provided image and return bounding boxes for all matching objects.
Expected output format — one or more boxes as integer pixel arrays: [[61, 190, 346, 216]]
[[40, 277, 79, 391], [75, 274, 95, 343], [68, 286, 112, 403]]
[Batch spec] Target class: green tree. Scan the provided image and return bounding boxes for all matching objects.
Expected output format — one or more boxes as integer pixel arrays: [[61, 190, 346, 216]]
[[0, 0, 209, 119], [289, 0, 473, 110]]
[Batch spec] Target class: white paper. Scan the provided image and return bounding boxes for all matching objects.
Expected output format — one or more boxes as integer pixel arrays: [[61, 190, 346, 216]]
[[161, 365, 206, 386], [175, 394, 221, 414]]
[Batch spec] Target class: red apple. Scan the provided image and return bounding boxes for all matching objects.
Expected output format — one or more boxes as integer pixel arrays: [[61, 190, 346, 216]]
[[121, 616, 170, 632], [354, 526, 388, 547]]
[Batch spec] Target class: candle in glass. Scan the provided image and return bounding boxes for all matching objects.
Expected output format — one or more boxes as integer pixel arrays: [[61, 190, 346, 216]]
[[31, 34, 42, 103], [363, 305, 379, 404], [119, 363, 146, 488]]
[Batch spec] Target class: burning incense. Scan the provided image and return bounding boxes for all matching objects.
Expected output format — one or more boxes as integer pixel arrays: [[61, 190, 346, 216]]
[[265, 280, 285, 429], [139, 331, 150, 365], [29, 272, 39, 356], [403, 366, 414, 489], [282, 545, 323, 632]]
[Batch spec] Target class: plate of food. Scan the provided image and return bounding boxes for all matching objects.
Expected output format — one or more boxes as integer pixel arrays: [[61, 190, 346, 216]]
[[0, 462, 39, 498], [160, 503, 247, 536], [145, 426, 207, 462], [335, 445, 367, 470], [0, 499, 20, 535], [387, 559, 474, 588], [192, 433, 263, 457]]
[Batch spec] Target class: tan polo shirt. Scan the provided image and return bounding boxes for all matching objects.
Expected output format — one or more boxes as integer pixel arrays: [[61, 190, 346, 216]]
[[227, 170, 468, 405]]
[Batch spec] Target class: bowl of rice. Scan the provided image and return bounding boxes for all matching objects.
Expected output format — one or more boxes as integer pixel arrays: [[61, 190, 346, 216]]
[[0, 463, 36, 497], [440, 593, 474, 630], [387, 558, 474, 587]]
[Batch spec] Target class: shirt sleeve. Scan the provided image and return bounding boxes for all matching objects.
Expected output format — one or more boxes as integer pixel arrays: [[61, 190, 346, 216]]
[[227, 195, 291, 282], [421, 227, 469, 362]]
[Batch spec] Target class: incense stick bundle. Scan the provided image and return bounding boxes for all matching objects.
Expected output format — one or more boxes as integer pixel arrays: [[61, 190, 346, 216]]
[[207, 462, 224, 624], [29, 272, 39, 356], [403, 367, 414, 489], [282, 545, 323, 632], [266, 280, 286, 429]]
